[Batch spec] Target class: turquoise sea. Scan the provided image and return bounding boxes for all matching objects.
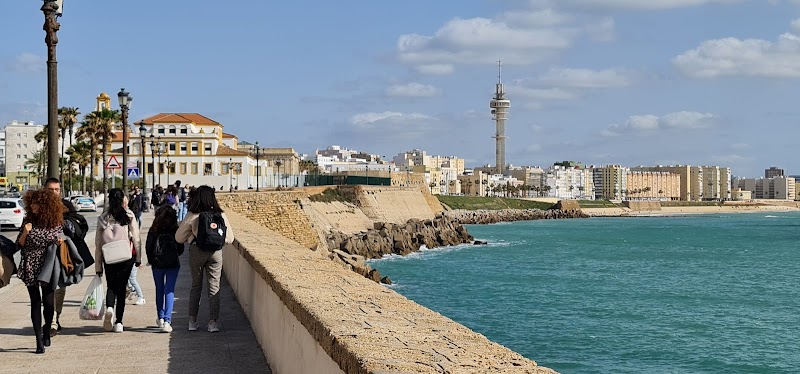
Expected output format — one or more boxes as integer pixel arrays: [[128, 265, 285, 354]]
[[368, 212, 800, 374]]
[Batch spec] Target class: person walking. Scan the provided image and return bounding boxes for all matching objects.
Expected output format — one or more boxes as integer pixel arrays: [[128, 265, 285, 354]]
[[128, 186, 144, 228], [151, 185, 162, 211], [175, 180, 188, 222], [176, 185, 234, 333], [16, 189, 64, 354], [146, 206, 183, 333], [52, 198, 93, 336], [95, 188, 141, 333]]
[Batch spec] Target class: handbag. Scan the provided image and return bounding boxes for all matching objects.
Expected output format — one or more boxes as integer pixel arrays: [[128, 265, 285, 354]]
[[101, 223, 133, 265]]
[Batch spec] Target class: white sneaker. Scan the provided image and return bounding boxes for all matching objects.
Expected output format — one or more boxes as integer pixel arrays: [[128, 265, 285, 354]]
[[103, 307, 114, 332], [161, 322, 173, 333], [113, 323, 124, 333], [157, 318, 164, 328], [188, 320, 199, 331], [135, 298, 146, 305], [208, 321, 219, 333]]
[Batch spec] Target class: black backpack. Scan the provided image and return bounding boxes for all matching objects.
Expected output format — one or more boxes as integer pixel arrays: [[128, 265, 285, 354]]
[[195, 211, 226, 251], [179, 188, 187, 202], [152, 233, 180, 268]]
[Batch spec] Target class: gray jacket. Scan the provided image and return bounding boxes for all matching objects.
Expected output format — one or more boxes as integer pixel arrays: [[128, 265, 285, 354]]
[[37, 237, 85, 291]]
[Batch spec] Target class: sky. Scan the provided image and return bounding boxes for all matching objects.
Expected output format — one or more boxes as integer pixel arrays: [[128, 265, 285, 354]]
[[2, 0, 800, 178]]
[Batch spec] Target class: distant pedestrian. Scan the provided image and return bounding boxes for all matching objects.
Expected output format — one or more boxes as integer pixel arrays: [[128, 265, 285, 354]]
[[151, 185, 162, 211], [175, 180, 188, 222], [146, 206, 183, 333], [128, 186, 143, 227], [95, 188, 141, 333], [16, 189, 65, 353], [176, 185, 234, 333]]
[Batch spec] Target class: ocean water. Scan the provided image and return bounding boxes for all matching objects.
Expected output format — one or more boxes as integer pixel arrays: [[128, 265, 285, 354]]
[[368, 212, 800, 374]]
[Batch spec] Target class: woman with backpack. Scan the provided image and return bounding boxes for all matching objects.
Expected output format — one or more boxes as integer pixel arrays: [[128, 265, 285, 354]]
[[146, 206, 183, 333], [16, 189, 64, 354], [176, 185, 234, 333], [95, 188, 141, 333]]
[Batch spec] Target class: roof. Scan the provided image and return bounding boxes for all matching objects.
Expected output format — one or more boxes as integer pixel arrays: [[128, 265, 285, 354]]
[[222, 132, 236, 139], [140, 113, 222, 127], [215, 144, 249, 156]]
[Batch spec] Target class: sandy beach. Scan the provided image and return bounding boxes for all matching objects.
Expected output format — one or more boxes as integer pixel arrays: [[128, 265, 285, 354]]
[[583, 204, 800, 217]]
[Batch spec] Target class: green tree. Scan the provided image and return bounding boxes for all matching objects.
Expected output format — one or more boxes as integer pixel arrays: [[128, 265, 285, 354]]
[[25, 149, 47, 186], [59, 107, 80, 189], [66, 141, 92, 194]]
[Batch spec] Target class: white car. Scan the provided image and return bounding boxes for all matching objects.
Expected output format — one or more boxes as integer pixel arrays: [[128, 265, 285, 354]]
[[70, 195, 88, 205], [76, 197, 97, 212], [0, 198, 25, 229]]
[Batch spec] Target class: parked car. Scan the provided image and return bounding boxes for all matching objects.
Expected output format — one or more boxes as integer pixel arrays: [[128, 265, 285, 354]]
[[76, 197, 97, 212], [70, 195, 88, 205], [0, 198, 25, 230]]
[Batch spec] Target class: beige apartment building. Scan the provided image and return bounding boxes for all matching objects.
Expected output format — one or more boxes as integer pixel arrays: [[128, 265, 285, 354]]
[[626, 171, 681, 200], [735, 176, 796, 200], [631, 165, 730, 201]]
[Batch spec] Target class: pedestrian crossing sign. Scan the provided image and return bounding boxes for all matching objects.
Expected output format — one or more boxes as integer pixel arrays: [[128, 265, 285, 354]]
[[127, 167, 140, 180]]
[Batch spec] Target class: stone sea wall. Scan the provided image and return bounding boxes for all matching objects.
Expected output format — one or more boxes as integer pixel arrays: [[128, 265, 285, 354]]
[[445, 208, 589, 224]]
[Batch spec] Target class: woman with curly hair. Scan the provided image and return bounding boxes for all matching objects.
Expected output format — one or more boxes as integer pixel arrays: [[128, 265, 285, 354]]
[[16, 189, 65, 354], [95, 188, 141, 333]]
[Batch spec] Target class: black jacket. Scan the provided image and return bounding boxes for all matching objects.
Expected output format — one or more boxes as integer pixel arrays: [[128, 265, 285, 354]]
[[146, 226, 183, 269], [64, 212, 94, 268], [129, 193, 143, 214]]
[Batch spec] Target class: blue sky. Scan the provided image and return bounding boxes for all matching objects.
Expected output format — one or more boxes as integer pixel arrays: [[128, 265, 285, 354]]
[[3, 1, 800, 177]]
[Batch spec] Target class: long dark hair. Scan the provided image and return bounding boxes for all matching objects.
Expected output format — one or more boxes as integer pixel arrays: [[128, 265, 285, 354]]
[[151, 206, 178, 233], [187, 185, 224, 214], [106, 188, 131, 225]]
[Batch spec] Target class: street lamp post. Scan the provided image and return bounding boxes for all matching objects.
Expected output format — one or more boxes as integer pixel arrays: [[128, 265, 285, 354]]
[[166, 157, 172, 186], [138, 121, 147, 194], [275, 160, 282, 188], [42, 0, 64, 179], [229, 158, 233, 192], [149, 134, 156, 190], [255, 142, 260, 192], [117, 88, 132, 192], [156, 137, 164, 185]]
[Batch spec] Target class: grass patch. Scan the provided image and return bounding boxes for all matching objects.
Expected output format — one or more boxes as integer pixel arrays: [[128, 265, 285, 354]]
[[577, 200, 620, 208], [660, 201, 721, 207], [308, 188, 349, 203], [437, 195, 554, 210]]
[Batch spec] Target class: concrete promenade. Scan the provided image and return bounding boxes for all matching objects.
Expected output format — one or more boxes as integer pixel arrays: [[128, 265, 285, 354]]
[[0, 210, 269, 374]]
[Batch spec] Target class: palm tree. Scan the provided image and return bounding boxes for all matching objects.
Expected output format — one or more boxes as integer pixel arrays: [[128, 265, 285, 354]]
[[76, 115, 100, 196], [25, 149, 47, 186], [66, 141, 91, 194], [429, 182, 436, 194], [59, 107, 80, 191], [93, 108, 120, 196]]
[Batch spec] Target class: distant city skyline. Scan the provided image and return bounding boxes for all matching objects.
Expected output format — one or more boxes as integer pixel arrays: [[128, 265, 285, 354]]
[[2, 1, 800, 178]]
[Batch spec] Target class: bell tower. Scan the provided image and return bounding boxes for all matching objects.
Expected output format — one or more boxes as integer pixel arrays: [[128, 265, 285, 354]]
[[96, 92, 111, 111]]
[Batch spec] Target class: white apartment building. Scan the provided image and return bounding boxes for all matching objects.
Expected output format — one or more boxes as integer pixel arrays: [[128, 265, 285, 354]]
[[0, 128, 6, 177], [734, 177, 796, 200], [4, 120, 44, 190], [544, 165, 594, 200]]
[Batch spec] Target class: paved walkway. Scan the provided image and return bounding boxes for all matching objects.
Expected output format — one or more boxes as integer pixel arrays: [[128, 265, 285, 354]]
[[0, 211, 270, 374]]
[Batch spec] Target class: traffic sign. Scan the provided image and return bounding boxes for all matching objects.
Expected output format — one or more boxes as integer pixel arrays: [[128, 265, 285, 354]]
[[127, 167, 140, 180], [105, 156, 121, 170]]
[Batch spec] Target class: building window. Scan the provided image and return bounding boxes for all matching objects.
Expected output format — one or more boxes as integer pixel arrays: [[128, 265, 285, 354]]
[[221, 162, 229, 174], [17, 155, 21, 159], [180, 162, 187, 174], [158, 126, 165, 134], [191, 163, 198, 175], [169, 143, 176, 152], [203, 163, 212, 176], [169, 126, 176, 134], [147, 163, 153, 174], [180, 126, 188, 134], [191, 143, 198, 152], [180, 143, 187, 153], [204, 144, 212, 154]]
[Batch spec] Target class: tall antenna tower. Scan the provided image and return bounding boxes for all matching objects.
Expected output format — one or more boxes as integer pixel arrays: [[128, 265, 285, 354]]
[[489, 59, 510, 175]]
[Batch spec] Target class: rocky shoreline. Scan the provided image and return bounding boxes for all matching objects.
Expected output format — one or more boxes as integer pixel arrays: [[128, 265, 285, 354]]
[[445, 208, 589, 224], [325, 209, 589, 284]]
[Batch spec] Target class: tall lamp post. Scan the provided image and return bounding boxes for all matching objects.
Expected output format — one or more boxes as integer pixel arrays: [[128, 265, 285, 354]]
[[275, 160, 282, 188], [165, 157, 172, 186], [156, 138, 164, 186], [149, 134, 156, 190], [255, 142, 261, 191], [117, 88, 132, 192], [138, 121, 147, 194], [42, 0, 64, 179]]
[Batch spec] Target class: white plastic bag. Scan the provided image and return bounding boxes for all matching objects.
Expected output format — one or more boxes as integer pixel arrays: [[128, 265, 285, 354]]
[[79, 276, 104, 320]]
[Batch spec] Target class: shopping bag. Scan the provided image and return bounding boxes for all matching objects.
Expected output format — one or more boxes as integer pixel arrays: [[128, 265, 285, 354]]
[[79, 276, 104, 320]]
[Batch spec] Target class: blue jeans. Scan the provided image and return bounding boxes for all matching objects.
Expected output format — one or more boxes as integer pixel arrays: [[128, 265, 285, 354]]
[[127, 266, 144, 298], [177, 202, 187, 221], [152, 267, 180, 323]]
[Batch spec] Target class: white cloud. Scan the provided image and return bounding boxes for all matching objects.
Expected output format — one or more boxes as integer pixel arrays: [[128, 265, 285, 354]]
[[602, 111, 717, 136], [510, 67, 634, 108], [386, 83, 441, 97], [350, 111, 434, 128], [536, 0, 740, 11], [673, 20, 800, 78], [5, 53, 44, 74]]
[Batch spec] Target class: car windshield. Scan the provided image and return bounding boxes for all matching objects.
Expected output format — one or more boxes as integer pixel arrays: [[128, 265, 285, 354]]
[[79, 198, 94, 203], [0, 201, 16, 209]]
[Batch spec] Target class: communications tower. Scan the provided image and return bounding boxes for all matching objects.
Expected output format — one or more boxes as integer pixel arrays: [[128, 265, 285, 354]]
[[489, 60, 510, 175]]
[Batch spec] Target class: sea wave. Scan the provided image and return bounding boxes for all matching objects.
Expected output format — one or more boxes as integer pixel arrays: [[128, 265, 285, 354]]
[[367, 242, 476, 263]]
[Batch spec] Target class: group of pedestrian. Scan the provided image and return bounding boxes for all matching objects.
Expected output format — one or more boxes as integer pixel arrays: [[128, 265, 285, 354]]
[[10, 178, 233, 354]]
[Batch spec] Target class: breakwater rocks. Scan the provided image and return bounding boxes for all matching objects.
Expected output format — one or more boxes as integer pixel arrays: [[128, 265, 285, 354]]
[[326, 215, 474, 282], [445, 209, 589, 224]]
